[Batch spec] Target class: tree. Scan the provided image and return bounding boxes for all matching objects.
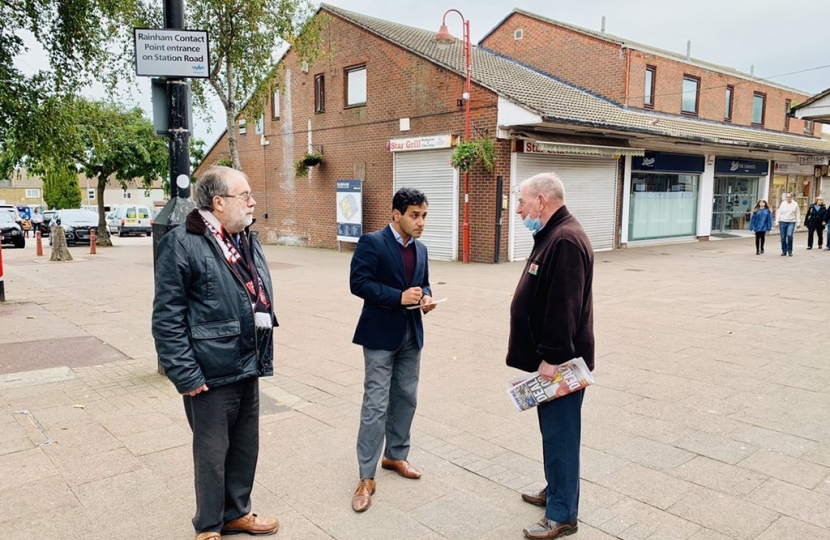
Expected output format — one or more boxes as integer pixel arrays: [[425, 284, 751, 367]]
[[185, 0, 325, 170], [0, 0, 131, 178], [42, 164, 83, 210], [14, 96, 168, 246]]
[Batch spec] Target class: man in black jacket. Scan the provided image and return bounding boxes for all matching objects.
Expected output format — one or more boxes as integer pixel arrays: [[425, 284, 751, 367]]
[[804, 197, 826, 250], [507, 172, 594, 540], [152, 166, 279, 540]]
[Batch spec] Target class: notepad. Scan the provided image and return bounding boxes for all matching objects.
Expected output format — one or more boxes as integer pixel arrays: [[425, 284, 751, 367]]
[[406, 298, 448, 310]]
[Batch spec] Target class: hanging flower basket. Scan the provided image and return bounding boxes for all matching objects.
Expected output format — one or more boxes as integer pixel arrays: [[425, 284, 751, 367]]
[[303, 152, 323, 166], [450, 137, 496, 173]]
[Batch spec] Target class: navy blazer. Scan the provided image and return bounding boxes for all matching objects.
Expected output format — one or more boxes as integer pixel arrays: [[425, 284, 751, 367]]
[[350, 225, 432, 351]]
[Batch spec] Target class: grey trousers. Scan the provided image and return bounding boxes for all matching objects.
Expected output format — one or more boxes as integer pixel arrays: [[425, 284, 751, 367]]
[[356, 322, 421, 479], [183, 377, 260, 533]]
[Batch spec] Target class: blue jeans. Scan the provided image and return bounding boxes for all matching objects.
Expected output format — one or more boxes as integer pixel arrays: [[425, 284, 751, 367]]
[[779, 221, 795, 254], [537, 388, 585, 523]]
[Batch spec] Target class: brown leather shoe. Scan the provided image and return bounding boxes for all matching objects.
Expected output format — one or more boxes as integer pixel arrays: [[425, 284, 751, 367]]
[[352, 478, 376, 512], [381, 458, 422, 479], [523, 518, 578, 539], [222, 513, 279, 536], [521, 488, 547, 507], [195, 533, 221, 540]]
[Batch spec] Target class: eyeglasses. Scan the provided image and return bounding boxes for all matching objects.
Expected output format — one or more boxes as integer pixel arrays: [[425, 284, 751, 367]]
[[222, 192, 254, 202]]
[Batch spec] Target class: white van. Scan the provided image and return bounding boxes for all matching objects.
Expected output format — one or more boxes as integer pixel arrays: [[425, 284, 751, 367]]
[[109, 205, 153, 237]]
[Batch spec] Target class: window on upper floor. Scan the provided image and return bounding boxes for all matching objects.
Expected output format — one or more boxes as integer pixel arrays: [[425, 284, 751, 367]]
[[752, 92, 765, 125], [314, 74, 325, 113], [644, 66, 656, 108], [25, 189, 40, 199], [804, 119, 814, 135], [681, 76, 699, 115], [724, 86, 734, 121], [255, 115, 264, 135], [345, 65, 367, 107], [272, 87, 280, 119], [87, 189, 95, 200], [784, 99, 791, 131]]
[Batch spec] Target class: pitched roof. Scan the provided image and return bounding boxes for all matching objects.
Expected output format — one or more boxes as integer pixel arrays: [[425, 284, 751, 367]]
[[790, 86, 830, 111], [325, 5, 830, 156], [485, 9, 806, 96]]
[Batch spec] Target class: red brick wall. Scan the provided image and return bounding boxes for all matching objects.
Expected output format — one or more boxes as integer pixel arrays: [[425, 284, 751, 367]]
[[626, 52, 815, 134], [480, 13, 627, 104], [481, 13, 817, 137], [198, 11, 506, 263]]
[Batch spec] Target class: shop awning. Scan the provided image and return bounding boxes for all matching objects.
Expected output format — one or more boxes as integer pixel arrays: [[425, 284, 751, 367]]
[[514, 131, 645, 158]]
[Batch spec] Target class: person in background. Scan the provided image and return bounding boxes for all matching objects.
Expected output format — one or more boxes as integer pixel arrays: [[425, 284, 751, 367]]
[[804, 197, 826, 250], [749, 200, 773, 255], [775, 193, 800, 257], [21, 217, 31, 238], [31, 209, 43, 237]]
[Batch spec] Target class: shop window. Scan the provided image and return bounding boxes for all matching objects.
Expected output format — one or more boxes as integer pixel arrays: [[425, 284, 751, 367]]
[[644, 66, 655, 108], [752, 92, 765, 125], [314, 74, 325, 113], [272, 87, 280, 119], [724, 86, 734, 121], [681, 75, 699, 115], [784, 99, 791, 131], [804, 119, 814, 135], [345, 65, 367, 107], [629, 173, 699, 240]]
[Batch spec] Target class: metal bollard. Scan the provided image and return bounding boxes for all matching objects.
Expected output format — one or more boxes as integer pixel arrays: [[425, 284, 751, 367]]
[[0, 240, 5, 302], [36, 230, 43, 257], [89, 229, 97, 255]]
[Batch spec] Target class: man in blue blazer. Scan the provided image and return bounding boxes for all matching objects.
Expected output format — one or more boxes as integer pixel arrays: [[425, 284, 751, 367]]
[[349, 187, 438, 512]]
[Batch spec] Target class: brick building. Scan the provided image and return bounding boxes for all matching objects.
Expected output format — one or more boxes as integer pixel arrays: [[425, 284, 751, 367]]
[[198, 4, 830, 261]]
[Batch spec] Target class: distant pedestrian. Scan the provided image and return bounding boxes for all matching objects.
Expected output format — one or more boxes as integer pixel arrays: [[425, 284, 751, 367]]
[[748, 200, 772, 255], [508, 172, 594, 540], [804, 197, 826, 250], [21, 217, 31, 238], [152, 166, 279, 540], [775, 193, 800, 257], [32, 210, 43, 236], [349, 187, 438, 513]]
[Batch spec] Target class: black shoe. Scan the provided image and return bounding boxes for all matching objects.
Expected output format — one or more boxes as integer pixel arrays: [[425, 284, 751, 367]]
[[760, 249, 764, 254], [807, 247, 813, 250], [781, 253, 787, 256], [756, 251, 760, 255], [788, 252, 793, 257]]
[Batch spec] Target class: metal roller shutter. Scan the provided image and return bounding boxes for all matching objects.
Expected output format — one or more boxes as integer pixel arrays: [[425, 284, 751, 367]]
[[393, 150, 458, 261], [510, 154, 618, 261]]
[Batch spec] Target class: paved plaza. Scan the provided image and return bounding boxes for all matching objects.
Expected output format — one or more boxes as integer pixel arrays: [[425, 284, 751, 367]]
[[1, 233, 829, 540]]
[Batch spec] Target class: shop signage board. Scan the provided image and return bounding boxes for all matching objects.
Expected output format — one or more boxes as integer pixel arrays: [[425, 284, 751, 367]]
[[798, 155, 828, 166], [714, 157, 769, 176], [336, 180, 363, 243], [774, 162, 814, 175], [134, 28, 210, 78], [632, 151, 705, 173], [388, 135, 453, 152]]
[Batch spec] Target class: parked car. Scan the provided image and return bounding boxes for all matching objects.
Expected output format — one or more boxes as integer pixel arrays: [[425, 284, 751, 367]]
[[38, 210, 57, 237], [48, 209, 99, 246], [109, 205, 153, 237], [0, 204, 22, 224], [0, 211, 25, 248]]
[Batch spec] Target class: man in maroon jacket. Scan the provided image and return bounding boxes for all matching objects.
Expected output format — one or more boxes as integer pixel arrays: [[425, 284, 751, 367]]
[[507, 172, 595, 540]]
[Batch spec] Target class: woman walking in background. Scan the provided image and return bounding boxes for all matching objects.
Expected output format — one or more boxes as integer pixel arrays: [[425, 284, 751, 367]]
[[804, 197, 826, 250], [749, 200, 772, 255]]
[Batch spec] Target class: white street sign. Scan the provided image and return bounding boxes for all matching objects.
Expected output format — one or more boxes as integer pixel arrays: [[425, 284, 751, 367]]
[[134, 28, 210, 78]]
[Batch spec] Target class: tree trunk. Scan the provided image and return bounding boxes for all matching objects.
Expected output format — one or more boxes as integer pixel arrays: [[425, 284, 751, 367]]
[[96, 175, 112, 247], [49, 225, 73, 261], [226, 59, 241, 170]]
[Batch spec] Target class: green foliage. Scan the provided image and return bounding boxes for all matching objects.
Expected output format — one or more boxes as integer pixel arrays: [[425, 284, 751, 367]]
[[43, 164, 82, 209], [450, 137, 496, 173], [294, 152, 322, 177]]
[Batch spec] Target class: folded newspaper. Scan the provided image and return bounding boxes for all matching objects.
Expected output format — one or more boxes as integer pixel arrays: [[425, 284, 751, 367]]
[[507, 357, 595, 411]]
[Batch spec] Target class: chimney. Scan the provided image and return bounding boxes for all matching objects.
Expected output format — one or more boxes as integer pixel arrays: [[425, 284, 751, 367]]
[[601, 16, 606, 36], [686, 40, 691, 60]]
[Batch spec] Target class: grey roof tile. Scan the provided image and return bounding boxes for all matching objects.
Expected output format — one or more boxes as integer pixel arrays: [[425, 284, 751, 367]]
[[322, 4, 830, 156]]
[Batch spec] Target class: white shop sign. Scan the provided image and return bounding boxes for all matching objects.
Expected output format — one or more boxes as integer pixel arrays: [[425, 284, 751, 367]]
[[388, 134, 453, 152], [798, 155, 828, 166], [774, 162, 813, 175], [134, 28, 210, 78]]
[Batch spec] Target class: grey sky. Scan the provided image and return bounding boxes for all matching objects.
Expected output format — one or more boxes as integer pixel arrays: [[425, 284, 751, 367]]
[[16, 1, 830, 147]]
